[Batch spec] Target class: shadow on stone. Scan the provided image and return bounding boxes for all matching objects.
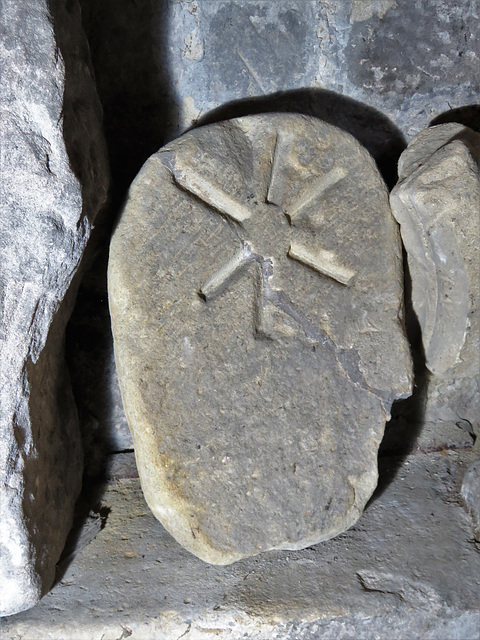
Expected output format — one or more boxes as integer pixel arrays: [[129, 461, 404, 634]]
[[66, 254, 120, 479], [431, 103, 480, 133], [66, 0, 179, 482], [48, 0, 110, 223], [62, 0, 178, 580], [79, 0, 179, 202], [54, 482, 111, 586], [370, 256, 429, 504], [194, 89, 407, 189]]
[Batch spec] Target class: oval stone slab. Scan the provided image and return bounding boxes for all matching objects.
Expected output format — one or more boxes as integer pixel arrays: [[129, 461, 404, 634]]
[[108, 114, 412, 564]]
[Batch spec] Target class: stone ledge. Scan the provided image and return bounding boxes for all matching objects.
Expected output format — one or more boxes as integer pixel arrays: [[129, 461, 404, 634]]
[[2, 450, 479, 639]]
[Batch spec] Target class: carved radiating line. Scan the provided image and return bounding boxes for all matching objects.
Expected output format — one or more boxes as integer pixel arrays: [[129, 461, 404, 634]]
[[288, 241, 356, 286], [236, 51, 266, 95], [266, 132, 290, 205], [173, 168, 252, 223], [286, 166, 347, 223], [200, 244, 252, 300]]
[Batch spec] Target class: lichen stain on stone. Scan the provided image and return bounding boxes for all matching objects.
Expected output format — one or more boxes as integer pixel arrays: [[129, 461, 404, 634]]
[[183, 29, 204, 62], [181, 96, 202, 130], [350, 0, 397, 23]]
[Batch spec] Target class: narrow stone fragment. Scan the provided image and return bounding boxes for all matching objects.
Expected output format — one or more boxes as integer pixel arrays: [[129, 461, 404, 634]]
[[0, 0, 109, 616], [397, 122, 480, 182], [390, 124, 479, 432], [109, 114, 411, 564], [462, 460, 480, 541]]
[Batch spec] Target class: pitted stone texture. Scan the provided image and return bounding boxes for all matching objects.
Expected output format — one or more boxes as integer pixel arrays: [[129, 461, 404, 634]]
[[390, 124, 480, 432], [0, 0, 109, 617], [109, 114, 411, 564]]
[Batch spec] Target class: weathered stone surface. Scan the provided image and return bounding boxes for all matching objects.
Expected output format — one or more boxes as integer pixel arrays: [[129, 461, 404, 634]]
[[390, 124, 480, 433], [109, 113, 412, 564], [0, 0, 109, 616], [2, 451, 479, 639], [397, 122, 479, 182]]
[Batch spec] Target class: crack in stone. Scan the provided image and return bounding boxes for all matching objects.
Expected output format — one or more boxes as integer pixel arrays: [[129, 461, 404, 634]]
[[206, 243, 390, 406]]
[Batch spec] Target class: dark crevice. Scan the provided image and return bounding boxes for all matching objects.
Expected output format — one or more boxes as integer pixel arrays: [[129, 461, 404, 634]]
[[67, 0, 178, 481], [60, 0, 178, 585], [370, 251, 429, 503], [54, 482, 111, 585]]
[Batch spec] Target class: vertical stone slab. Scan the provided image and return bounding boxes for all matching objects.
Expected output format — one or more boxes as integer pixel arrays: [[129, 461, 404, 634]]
[[0, 0, 109, 616], [390, 124, 480, 431]]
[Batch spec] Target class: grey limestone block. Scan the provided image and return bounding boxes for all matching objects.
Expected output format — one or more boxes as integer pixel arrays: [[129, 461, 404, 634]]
[[390, 124, 480, 434], [0, 0, 109, 617], [109, 113, 412, 564]]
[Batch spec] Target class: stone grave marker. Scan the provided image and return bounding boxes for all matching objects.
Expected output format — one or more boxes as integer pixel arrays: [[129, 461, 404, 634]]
[[108, 114, 412, 564]]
